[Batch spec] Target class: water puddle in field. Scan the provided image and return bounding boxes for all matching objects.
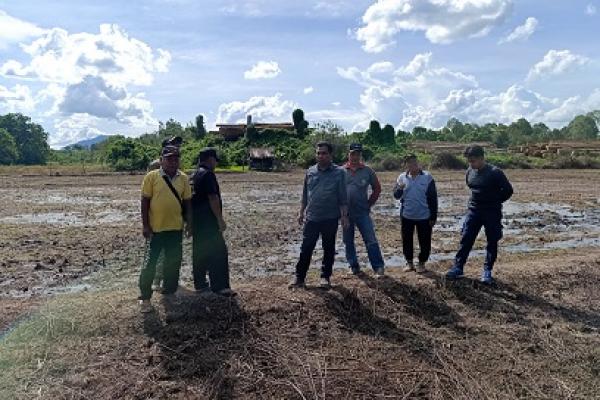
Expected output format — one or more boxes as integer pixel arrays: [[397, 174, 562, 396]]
[[0, 210, 134, 226]]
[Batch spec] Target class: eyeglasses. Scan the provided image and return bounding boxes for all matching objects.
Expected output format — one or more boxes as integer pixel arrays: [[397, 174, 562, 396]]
[[316, 151, 329, 155]]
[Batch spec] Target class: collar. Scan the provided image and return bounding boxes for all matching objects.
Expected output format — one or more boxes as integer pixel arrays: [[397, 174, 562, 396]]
[[406, 169, 424, 178], [344, 161, 365, 171], [159, 167, 181, 179], [317, 162, 334, 172]]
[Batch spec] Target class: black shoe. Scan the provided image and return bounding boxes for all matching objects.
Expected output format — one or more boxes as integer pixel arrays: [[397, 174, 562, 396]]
[[288, 277, 306, 289]]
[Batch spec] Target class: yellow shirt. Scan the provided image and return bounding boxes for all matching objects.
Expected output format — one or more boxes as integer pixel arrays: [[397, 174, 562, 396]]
[[141, 169, 192, 232]]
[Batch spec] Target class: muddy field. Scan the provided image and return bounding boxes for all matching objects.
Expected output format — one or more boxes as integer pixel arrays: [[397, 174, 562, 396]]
[[1, 169, 599, 331], [1, 169, 600, 399]]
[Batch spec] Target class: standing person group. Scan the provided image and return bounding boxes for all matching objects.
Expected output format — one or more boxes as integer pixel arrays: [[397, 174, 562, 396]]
[[138, 140, 514, 312], [291, 142, 512, 288], [138, 143, 235, 313]]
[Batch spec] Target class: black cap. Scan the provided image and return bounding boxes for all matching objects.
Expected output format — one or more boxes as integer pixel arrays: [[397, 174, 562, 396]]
[[198, 147, 220, 162], [161, 136, 183, 148], [161, 145, 180, 157], [349, 143, 363, 152]]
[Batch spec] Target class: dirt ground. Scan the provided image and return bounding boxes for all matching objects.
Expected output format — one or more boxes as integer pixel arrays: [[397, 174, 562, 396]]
[[0, 169, 599, 398]]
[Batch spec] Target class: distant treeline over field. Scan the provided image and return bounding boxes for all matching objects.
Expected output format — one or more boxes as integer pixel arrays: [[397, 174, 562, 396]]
[[1, 109, 599, 171]]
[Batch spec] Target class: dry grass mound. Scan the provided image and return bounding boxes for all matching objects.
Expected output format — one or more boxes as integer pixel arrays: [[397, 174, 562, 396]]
[[1, 258, 599, 399]]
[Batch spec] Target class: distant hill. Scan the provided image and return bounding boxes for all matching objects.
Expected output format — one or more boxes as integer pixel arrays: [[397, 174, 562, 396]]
[[66, 135, 111, 149]]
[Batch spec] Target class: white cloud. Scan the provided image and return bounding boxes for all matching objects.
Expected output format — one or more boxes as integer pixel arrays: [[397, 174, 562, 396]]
[[338, 53, 600, 131], [0, 10, 46, 48], [355, 0, 513, 52], [499, 17, 538, 44], [0, 23, 169, 144], [585, 4, 597, 15], [0, 84, 36, 113], [216, 93, 297, 123], [51, 114, 106, 148], [527, 49, 589, 81], [303, 86, 314, 94], [244, 61, 281, 80]]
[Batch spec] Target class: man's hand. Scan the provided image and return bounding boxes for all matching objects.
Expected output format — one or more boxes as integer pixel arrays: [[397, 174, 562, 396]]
[[429, 219, 436, 228], [341, 215, 350, 230], [398, 181, 406, 189], [297, 210, 304, 226], [143, 225, 153, 240], [218, 218, 227, 232]]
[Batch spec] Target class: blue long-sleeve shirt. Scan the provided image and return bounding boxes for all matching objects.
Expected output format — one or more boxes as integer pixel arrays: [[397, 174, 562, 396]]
[[302, 163, 348, 222]]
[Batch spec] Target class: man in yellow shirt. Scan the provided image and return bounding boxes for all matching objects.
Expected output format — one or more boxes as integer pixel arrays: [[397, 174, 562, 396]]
[[139, 145, 192, 312]]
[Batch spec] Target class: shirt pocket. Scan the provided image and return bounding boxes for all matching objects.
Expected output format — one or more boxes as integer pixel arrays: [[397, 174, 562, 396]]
[[307, 174, 320, 191]]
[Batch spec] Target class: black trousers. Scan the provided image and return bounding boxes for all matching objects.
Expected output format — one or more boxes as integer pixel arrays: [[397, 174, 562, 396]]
[[193, 229, 231, 292], [401, 217, 432, 263], [139, 230, 182, 300], [295, 218, 339, 280]]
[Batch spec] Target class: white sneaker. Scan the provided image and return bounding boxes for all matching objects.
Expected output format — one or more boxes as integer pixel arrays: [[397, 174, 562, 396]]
[[416, 262, 426, 273], [139, 299, 153, 313], [402, 263, 415, 272], [374, 268, 385, 278]]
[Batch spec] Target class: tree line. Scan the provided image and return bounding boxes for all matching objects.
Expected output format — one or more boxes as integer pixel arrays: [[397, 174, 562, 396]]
[[0, 110, 598, 169]]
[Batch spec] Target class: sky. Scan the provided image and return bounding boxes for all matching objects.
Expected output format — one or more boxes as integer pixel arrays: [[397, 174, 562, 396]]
[[0, 0, 599, 148]]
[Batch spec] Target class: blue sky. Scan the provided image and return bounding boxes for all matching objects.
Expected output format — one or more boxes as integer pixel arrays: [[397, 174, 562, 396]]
[[0, 0, 599, 147]]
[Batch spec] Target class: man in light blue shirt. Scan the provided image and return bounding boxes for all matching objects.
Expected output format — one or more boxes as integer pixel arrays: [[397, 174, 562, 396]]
[[393, 155, 438, 273]]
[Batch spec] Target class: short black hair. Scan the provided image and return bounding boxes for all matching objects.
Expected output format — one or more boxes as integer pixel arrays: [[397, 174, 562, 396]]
[[404, 154, 418, 163], [198, 147, 219, 162], [316, 141, 333, 154], [464, 145, 485, 158]]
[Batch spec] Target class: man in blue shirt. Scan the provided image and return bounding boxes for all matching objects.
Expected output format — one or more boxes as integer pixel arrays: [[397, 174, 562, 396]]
[[394, 155, 438, 273], [446, 145, 513, 284], [290, 142, 349, 289]]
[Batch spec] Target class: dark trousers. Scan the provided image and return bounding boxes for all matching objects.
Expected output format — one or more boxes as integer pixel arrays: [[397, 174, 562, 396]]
[[193, 229, 231, 292], [401, 217, 432, 263], [295, 218, 339, 281], [139, 230, 182, 300], [454, 208, 503, 271]]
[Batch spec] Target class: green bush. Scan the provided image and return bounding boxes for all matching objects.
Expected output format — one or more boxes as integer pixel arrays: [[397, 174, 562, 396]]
[[549, 155, 600, 169], [430, 152, 467, 170], [370, 153, 404, 171]]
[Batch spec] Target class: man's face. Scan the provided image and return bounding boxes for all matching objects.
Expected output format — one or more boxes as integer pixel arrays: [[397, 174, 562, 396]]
[[467, 156, 485, 170], [316, 146, 332, 165], [161, 154, 180, 173], [348, 151, 361, 164], [406, 159, 419, 174]]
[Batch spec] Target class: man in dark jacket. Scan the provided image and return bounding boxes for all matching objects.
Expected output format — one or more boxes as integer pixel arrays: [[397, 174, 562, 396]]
[[446, 145, 513, 284], [289, 141, 349, 289], [191, 148, 235, 296], [393, 155, 438, 273]]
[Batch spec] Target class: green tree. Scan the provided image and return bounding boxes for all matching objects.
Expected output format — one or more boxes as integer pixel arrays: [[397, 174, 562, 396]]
[[195, 114, 207, 139], [105, 138, 154, 171], [532, 122, 550, 141], [366, 120, 382, 144], [382, 124, 395, 145], [507, 118, 533, 144], [0, 113, 50, 164], [0, 128, 19, 164], [292, 108, 309, 137], [567, 114, 599, 140]]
